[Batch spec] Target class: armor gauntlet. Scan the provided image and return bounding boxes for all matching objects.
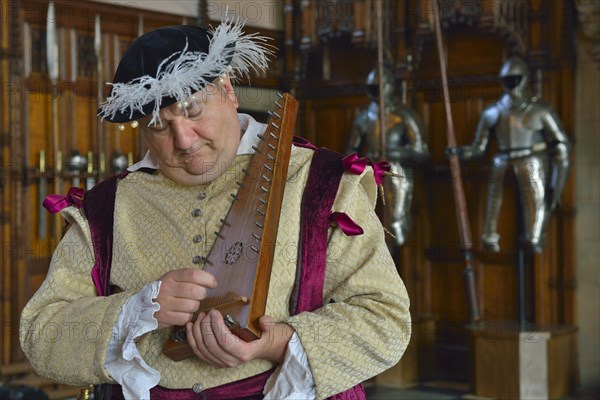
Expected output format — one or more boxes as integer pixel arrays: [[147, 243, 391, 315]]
[[546, 141, 570, 211]]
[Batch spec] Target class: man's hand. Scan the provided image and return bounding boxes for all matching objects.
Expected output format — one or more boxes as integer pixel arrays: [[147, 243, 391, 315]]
[[154, 269, 217, 329], [186, 310, 294, 368]]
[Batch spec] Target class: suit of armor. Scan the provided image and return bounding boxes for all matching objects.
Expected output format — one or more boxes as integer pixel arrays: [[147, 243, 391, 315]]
[[348, 67, 428, 245], [458, 57, 570, 253]]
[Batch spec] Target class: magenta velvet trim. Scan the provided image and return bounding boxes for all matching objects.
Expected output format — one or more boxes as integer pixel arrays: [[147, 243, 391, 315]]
[[342, 153, 369, 175], [83, 171, 129, 296], [200, 368, 274, 400], [292, 135, 317, 150], [342, 153, 391, 185], [371, 160, 391, 185], [109, 369, 274, 400], [42, 187, 85, 213], [331, 385, 367, 399], [295, 148, 366, 400], [329, 212, 364, 236], [294, 147, 345, 315]]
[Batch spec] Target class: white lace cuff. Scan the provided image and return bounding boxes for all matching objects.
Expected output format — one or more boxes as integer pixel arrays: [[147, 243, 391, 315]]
[[105, 281, 162, 400], [263, 332, 316, 399]]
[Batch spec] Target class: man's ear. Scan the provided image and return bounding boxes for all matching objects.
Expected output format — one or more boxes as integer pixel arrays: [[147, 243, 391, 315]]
[[222, 75, 239, 109]]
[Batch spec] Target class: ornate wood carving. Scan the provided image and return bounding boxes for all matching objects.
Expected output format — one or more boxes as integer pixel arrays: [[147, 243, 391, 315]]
[[30, 28, 47, 75], [576, 0, 600, 62], [77, 34, 95, 79], [413, 0, 529, 69]]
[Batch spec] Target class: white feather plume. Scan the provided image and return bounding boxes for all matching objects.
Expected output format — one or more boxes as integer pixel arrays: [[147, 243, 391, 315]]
[[98, 16, 275, 125]]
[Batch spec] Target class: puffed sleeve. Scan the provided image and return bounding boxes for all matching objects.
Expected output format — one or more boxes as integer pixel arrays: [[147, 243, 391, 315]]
[[19, 206, 131, 385], [285, 167, 411, 399]]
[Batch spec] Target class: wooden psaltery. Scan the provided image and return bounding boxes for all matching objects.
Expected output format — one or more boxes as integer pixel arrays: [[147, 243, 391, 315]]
[[163, 93, 299, 361]]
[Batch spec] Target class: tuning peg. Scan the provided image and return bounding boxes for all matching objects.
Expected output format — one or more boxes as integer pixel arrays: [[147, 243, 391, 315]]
[[268, 110, 281, 119]]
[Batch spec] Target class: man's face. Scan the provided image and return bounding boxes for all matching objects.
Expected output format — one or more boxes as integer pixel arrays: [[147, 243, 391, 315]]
[[140, 76, 241, 185]]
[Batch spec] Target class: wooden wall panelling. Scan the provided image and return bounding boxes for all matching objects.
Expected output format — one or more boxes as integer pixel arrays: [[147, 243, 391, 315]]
[[283, 0, 297, 91], [554, 0, 577, 327], [0, 0, 10, 365], [1, 0, 10, 364], [303, 96, 367, 152], [393, 0, 408, 75], [529, 0, 577, 327], [1, 0, 28, 363], [16, 0, 29, 364], [298, 33, 377, 151]]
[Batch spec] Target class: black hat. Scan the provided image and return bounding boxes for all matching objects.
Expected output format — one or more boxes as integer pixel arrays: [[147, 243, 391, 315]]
[[99, 18, 274, 124]]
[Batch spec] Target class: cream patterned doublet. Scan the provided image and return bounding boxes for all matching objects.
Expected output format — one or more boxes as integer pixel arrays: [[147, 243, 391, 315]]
[[21, 147, 411, 399]]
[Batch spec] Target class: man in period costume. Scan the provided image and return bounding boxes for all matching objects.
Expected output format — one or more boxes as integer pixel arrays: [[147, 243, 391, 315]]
[[20, 18, 410, 400]]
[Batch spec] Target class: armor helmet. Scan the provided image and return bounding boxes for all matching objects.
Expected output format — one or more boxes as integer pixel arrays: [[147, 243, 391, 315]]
[[366, 67, 397, 104], [498, 57, 529, 100]]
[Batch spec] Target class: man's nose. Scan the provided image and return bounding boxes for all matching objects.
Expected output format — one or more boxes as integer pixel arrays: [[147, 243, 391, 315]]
[[172, 120, 196, 149]]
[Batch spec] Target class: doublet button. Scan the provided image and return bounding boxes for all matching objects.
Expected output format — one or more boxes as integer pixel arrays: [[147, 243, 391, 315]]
[[192, 256, 202, 264], [197, 192, 207, 200], [193, 234, 203, 243], [192, 383, 202, 393], [191, 209, 201, 217]]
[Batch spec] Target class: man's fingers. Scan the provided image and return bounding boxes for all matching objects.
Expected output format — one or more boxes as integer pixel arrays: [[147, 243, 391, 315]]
[[158, 310, 196, 327], [166, 298, 200, 314], [258, 315, 274, 333], [162, 282, 210, 301], [188, 313, 226, 367], [209, 310, 236, 349], [186, 311, 247, 368], [166, 269, 217, 288], [206, 310, 243, 366]]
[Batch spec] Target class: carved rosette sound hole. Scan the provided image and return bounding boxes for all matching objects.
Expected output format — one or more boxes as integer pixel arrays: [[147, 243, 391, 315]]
[[224, 241, 244, 265]]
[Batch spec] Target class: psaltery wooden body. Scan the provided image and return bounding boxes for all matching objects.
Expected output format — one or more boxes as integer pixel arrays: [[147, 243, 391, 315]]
[[163, 93, 299, 361]]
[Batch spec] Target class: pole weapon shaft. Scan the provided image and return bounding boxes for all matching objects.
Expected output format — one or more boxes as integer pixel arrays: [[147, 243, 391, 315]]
[[430, 0, 480, 322], [376, 0, 386, 159], [95, 14, 104, 181], [47, 2, 62, 239]]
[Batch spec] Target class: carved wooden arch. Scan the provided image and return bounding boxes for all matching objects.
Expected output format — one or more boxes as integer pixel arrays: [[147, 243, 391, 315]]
[[410, 1, 527, 71], [575, 0, 600, 62], [481, 20, 527, 57]]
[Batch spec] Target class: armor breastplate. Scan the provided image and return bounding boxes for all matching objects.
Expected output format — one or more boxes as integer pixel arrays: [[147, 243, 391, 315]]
[[363, 104, 413, 155], [361, 104, 381, 157], [495, 104, 545, 150]]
